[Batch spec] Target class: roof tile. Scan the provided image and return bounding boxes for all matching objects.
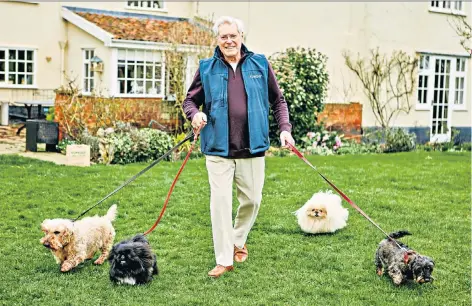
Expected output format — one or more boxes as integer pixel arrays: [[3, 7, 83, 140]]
[[76, 12, 213, 45]]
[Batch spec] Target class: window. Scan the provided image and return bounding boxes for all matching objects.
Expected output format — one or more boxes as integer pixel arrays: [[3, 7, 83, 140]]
[[117, 49, 164, 97], [185, 55, 198, 91], [0, 48, 35, 87], [417, 53, 468, 110], [127, 1, 164, 10], [83, 49, 95, 94], [454, 58, 466, 105], [430, 1, 464, 14], [5, 1, 39, 3], [417, 55, 430, 105]]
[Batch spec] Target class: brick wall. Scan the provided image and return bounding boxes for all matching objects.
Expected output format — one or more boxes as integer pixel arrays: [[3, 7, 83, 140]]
[[54, 93, 181, 139], [317, 102, 362, 142]]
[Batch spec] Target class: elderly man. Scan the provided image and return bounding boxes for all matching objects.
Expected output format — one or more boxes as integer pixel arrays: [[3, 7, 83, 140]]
[[183, 16, 294, 278]]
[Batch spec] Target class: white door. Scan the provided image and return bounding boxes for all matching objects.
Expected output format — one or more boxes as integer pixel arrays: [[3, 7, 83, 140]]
[[430, 57, 453, 143]]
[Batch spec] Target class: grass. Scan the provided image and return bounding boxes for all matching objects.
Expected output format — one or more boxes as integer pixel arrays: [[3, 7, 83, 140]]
[[0, 151, 470, 306]]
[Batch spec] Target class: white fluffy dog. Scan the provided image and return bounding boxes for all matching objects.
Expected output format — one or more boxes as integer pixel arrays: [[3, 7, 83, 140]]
[[40, 204, 117, 272], [294, 191, 349, 234]]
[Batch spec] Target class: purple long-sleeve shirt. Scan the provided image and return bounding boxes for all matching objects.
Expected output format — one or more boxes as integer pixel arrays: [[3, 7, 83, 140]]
[[183, 52, 292, 158]]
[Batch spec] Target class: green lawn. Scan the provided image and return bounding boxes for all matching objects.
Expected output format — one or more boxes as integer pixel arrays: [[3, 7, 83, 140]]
[[0, 151, 470, 306]]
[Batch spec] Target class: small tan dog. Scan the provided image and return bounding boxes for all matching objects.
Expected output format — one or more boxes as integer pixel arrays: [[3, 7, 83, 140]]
[[294, 191, 349, 234], [40, 204, 117, 272]]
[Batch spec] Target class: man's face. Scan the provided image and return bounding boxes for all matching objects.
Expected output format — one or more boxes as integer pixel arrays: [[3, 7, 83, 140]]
[[217, 23, 242, 59]]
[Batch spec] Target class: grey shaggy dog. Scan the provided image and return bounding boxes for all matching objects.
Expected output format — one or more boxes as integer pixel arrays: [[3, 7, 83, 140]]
[[375, 231, 435, 285]]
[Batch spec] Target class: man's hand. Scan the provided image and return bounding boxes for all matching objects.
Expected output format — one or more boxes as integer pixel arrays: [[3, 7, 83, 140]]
[[280, 131, 295, 147], [192, 112, 207, 129]]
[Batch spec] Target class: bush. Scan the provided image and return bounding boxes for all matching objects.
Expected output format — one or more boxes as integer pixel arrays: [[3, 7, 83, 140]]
[[266, 146, 290, 157], [269, 47, 329, 145], [78, 129, 101, 162], [56, 138, 77, 154], [418, 142, 471, 152], [383, 128, 416, 153], [336, 140, 382, 155], [109, 126, 173, 165], [171, 132, 203, 161], [299, 129, 344, 155]]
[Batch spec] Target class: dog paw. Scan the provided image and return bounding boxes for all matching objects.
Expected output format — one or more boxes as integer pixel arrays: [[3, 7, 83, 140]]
[[61, 263, 73, 272], [94, 258, 105, 265], [392, 277, 403, 285], [376, 268, 383, 276]]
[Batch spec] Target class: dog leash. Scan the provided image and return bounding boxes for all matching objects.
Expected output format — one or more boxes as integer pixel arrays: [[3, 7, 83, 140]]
[[72, 129, 195, 222], [143, 125, 202, 236], [285, 142, 406, 252]]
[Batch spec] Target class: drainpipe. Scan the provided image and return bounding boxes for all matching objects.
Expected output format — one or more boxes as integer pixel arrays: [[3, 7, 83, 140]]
[[58, 41, 68, 86]]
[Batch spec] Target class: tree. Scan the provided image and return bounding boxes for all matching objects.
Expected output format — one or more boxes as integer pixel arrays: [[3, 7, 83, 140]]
[[448, 14, 471, 53], [164, 18, 216, 134], [268, 47, 329, 144], [342, 48, 418, 129]]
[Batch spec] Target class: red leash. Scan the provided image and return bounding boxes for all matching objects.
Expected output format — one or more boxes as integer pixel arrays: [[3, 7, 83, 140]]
[[285, 142, 406, 252], [143, 126, 202, 236]]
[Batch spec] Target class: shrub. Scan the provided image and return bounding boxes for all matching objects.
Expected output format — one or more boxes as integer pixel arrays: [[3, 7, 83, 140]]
[[109, 125, 173, 165], [336, 140, 382, 155], [171, 132, 203, 161], [299, 128, 343, 155], [78, 129, 101, 162], [56, 138, 77, 154], [383, 128, 416, 153], [266, 146, 290, 157], [269, 47, 329, 145]]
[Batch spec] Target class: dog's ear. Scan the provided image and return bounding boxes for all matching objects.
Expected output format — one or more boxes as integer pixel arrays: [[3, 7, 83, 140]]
[[426, 256, 435, 266], [61, 226, 73, 245], [40, 220, 50, 232]]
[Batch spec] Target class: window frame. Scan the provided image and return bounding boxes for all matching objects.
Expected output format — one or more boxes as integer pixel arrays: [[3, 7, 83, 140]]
[[416, 54, 431, 111], [416, 52, 468, 111], [114, 48, 166, 98], [126, 1, 166, 12], [0, 47, 37, 88], [429, 1, 465, 15], [453, 57, 467, 110], [82, 49, 95, 95]]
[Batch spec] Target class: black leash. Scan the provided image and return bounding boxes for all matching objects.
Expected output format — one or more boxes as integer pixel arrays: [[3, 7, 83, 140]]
[[72, 130, 195, 222]]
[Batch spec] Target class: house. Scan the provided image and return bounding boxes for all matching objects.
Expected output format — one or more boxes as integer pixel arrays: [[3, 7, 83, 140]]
[[195, 1, 472, 143], [0, 1, 209, 130], [0, 1, 470, 143]]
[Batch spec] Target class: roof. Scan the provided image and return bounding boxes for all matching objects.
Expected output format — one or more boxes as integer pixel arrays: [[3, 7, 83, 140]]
[[64, 6, 214, 46]]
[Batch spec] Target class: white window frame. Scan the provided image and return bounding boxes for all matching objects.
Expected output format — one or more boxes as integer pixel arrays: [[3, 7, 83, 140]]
[[0, 47, 37, 88], [429, 1, 465, 15], [5, 1, 40, 4], [115, 48, 165, 98], [416, 53, 469, 142], [185, 54, 198, 92], [126, 1, 166, 12], [416, 53, 468, 111], [82, 49, 95, 95], [453, 57, 467, 110], [416, 54, 431, 111]]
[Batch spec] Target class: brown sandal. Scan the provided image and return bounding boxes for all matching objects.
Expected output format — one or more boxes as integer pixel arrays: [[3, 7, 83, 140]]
[[234, 244, 248, 263], [208, 265, 234, 278]]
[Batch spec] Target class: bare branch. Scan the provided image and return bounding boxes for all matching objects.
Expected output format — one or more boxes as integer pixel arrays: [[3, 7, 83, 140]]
[[343, 48, 418, 129], [448, 13, 472, 53]]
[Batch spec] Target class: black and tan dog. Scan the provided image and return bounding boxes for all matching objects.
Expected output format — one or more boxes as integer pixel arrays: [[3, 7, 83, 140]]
[[375, 231, 435, 285]]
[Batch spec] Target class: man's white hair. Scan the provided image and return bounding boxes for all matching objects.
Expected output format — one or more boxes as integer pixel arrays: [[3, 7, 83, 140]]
[[212, 16, 245, 36]]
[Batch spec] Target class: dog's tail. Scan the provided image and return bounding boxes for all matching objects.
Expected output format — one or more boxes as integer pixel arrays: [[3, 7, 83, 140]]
[[105, 204, 118, 222], [388, 230, 411, 239]]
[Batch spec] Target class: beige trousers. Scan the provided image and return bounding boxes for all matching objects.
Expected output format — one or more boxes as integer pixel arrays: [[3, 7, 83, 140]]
[[205, 155, 265, 266]]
